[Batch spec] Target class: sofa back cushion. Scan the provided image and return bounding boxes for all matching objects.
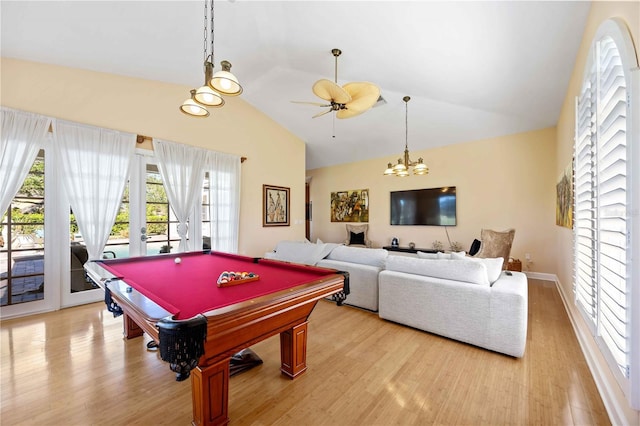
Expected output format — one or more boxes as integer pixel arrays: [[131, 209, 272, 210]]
[[265, 241, 338, 265], [385, 255, 490, 286], [468, 257, 504, 284], [326, 245, 388, 268], [417, 251, 504, 284]]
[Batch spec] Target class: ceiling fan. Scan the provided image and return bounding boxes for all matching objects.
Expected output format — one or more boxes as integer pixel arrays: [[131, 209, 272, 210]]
[[294, 48, 380, 119]]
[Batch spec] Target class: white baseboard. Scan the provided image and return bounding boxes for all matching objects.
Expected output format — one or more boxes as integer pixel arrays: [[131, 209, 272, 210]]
[[552, 276, 633, 426], [523, 271, 556, 281]]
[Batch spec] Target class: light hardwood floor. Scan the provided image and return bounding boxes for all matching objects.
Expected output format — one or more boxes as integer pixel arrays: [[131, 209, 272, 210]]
[[1, 279, 609, 425]]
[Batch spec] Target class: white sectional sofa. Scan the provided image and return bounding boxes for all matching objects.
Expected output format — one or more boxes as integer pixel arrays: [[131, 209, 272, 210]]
[[379, 255, 528, 357], [316, 245, 388, 311], [264, 240, 387, 311], [265, 240, 528, 357]]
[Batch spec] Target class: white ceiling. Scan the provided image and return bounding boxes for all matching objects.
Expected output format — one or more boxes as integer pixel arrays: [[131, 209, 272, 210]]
[[1, 1, 591, 169]]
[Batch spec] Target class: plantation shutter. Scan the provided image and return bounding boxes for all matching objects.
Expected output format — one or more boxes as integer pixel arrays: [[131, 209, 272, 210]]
[[595, 36, 629, 377], [574, 33, 630, 379], [574, 64, 597, 325]]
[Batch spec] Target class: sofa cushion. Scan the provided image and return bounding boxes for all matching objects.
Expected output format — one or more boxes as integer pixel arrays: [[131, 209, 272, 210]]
[[417, 251, 466, 260], [326, 245, 388, 268], [417, 251, 439, 259], [265, 241, 338, 265], [385, 255, 490, 286], [468, 257, 504, 284]]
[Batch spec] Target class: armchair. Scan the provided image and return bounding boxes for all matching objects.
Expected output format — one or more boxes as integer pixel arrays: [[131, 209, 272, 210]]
[[475, 228, 515, 268]]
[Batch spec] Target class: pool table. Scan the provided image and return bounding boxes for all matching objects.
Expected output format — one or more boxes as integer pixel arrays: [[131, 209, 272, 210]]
[[85, 250, 348, 426]]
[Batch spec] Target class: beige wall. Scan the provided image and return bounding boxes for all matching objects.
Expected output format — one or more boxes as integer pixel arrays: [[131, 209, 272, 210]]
[[554, 2, 640, 424], [0, 57, 307, 257], [307, 127, 557, 274]]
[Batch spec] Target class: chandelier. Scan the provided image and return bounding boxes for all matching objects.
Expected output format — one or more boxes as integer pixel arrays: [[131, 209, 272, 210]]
[[383, 96, 429, 176], [180, 0, 242, 117]]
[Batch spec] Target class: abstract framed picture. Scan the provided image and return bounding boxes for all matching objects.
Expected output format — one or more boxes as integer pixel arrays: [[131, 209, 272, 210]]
[[556, 162, 573, 229], [263, 185, 290, 227], [330, 189, 369, 222]]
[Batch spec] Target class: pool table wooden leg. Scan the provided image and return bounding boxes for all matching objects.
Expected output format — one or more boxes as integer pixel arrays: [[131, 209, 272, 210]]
[[123, 313, 143, 339], [280, 321, 308, 379], [191, 357, 230, 426]]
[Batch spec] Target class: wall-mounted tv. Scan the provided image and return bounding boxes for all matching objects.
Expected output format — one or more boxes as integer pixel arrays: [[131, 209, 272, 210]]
[[390, 186, 456, 226]]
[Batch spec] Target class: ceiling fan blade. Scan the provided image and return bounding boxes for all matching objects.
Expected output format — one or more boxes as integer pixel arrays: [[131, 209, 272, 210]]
[[337, 82, 381, 119], [291, 101, 332, 107], [312, 79, 351, 104], [312, 108, 334, 119]]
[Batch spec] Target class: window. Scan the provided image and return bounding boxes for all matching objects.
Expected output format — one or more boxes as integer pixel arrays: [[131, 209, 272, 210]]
[[574, 18, 638, 407]]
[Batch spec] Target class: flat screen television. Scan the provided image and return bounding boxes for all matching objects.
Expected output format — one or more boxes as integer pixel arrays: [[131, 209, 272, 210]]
[[390, 186, 456, 226]]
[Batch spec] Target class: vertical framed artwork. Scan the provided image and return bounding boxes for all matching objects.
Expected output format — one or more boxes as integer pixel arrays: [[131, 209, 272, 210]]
[[556, 162, 573, 229], [330, 189, 369, 222], [263, 185, 290, 227]]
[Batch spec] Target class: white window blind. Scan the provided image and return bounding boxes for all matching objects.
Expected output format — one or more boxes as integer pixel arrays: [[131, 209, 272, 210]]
[[574, 31, 631, 381]]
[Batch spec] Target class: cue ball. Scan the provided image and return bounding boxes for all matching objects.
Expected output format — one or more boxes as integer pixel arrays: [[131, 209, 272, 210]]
[[174, 257, 181, 264]]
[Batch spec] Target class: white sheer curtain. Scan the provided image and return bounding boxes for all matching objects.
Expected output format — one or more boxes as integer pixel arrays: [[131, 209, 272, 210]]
[[207, 152, 241, 253], [53, 120, 135, 260], [0, 108, 50, 217], [152, 139, 208, 252]]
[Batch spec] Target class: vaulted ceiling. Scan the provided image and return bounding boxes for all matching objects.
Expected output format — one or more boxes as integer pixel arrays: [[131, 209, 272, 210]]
[[1, 1, 591, 169]]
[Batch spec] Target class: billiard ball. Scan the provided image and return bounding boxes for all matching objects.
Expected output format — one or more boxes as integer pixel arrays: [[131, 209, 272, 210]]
[[174, 257, 181, 264]]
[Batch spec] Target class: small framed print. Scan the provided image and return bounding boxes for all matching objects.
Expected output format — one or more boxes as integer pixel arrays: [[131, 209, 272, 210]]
[[263, 185, 290, 227]]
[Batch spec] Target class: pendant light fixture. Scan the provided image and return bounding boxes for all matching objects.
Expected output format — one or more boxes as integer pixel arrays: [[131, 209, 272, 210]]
[[180, 0, 241, 117], [383, 96, 429, 176]]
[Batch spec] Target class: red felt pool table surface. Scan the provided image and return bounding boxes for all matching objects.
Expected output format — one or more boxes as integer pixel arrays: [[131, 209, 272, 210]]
[[98, 251, 339, 320]]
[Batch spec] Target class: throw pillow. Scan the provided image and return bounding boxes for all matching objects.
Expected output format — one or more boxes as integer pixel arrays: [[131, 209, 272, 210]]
[[350, 231, 365, 245]]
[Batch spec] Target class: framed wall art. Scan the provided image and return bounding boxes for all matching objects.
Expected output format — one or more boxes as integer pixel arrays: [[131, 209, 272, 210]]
[[331, 189, 369, 222], [263, 185, 290, 227], [556, 162, 573, 229]]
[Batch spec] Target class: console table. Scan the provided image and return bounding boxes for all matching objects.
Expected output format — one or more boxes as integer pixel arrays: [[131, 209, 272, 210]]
[[383, 246, 437, 254]]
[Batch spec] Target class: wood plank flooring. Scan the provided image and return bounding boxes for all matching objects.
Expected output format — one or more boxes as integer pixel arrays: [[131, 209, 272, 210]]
[[0, 279, 609, 425]]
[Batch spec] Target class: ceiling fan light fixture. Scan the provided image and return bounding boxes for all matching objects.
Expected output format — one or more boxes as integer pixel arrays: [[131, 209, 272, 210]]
[[180, 89, 210, 117], [210, 60, 243, 96], [295, 48, 380, 121]]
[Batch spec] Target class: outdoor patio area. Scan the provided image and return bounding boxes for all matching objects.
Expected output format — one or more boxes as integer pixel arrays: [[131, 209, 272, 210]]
[[0, 254, 45, 305]]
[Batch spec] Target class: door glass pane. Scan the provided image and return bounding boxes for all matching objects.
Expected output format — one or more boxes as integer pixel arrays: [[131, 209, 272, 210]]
[[1, 152, 45, 306], [202, 172, 211, 250], [145, 164, 179, 254]]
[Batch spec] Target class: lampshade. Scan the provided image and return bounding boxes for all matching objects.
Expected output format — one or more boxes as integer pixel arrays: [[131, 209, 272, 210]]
[[413, 159, 429, 175], [195, 85, 224, 107], [194, 62, 224, 107], [393, 160, 407, 172], [180, 90, 210, 117], [209, 61, 243, 96], [383, 163, 395, 175]]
